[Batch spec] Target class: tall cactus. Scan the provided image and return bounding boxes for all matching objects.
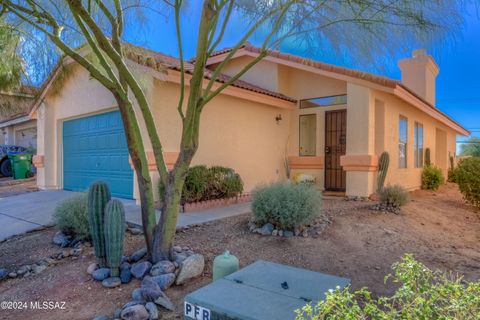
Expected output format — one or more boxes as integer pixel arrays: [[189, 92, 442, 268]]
[[425, 148, 431, 167], [104, 199, 126, 277], [376, 152, 390, 192], [87, 181, 111, 267]]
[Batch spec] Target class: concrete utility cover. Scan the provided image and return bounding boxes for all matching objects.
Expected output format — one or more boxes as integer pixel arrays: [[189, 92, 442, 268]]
[[184, 260, 350, 320]]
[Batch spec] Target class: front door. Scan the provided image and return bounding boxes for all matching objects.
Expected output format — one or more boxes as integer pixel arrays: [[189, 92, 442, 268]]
[[324, 110, 346, 191]]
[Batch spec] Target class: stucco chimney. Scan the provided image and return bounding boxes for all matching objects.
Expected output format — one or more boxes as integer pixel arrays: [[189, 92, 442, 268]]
[[398, 49, 439, 106]]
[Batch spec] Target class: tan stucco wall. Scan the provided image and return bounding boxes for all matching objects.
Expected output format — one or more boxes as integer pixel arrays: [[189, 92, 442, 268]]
[[372, 89, 457, 191], [36, 64, 290, 200]]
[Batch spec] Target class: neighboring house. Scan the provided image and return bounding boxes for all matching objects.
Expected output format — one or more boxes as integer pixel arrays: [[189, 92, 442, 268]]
[[0, 86, 38, 149], [30, 44, 469, 200]]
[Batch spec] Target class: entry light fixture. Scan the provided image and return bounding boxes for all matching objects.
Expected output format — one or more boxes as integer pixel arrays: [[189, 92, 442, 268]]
[[275, 114, 283, 124]]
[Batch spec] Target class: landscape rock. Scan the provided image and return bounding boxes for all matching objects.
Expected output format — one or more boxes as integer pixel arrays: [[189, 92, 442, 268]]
[[121, 304, 149, 320], [120, 267, 132, 284], [176, 254, 205, 285], [146, 273, 176, 290], [92, 268, 111, 281], [283, 230, 294, 238], [138, 285, 162, 302], [145, 302, 159, 320], [123, 300, 146, 309], [154, 291, 174, 311], [32, 264, 47, 274], [8, 272, 17, 278], [130, 248, 147, 263], [131, 261, 152, 279], [53, 231, 70, 247], [87, 262, 99, 275], [131, 288, 145, 302], [174, 253, 188, 265], [0, 268, 7, 280], [150, 260, 175, 276], [260, 223, 274, 235], [102, 277, 121, 288], [93, 316, 109, 320], [272, 229, 278, 236], [172, 245, 182, 253], [16, 265, 30, 276], [114, 308, 123, 319]]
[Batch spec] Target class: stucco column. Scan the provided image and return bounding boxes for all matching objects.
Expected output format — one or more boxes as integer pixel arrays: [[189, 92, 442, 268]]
[[34, 103, 47, 189], [341, 83, 377, 197]]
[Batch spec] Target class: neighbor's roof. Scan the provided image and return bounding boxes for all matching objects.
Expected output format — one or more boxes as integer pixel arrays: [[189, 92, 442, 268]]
[[0, 86, 38, 125], [206, 43, 469, 135]]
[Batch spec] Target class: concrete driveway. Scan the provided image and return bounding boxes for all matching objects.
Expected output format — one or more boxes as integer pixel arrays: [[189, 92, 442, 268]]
[[0, 190, 250, 242]]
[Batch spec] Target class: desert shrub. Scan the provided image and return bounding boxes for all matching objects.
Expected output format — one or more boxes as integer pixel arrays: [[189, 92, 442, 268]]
[[206, 166, 244, 200], [181, 165, 210, 203], [421, 165, 444, 190], [295, 254, 480, 320], [251, 181, 321, 230], [455, 157, 480, 208], [379, 184, 409, 208], [53, 193, 89, 239], [174, 165, 244, 204]]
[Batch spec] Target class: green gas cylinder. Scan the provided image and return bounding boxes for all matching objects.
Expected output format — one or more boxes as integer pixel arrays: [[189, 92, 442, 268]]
[[212, 250, 239, 281]]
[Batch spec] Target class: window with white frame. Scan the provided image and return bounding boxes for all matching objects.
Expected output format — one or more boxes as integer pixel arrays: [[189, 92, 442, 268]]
[[414, 122, 424, 168], [399, 116, 408, 168]]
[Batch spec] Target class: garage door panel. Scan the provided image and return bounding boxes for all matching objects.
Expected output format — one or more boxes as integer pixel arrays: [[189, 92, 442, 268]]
[[63, 111, 133, 198]]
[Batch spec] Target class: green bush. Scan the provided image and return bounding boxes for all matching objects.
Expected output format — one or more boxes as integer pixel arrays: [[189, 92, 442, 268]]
[[455, 157, 480, 208], [379, 184, 409, 208], [251, 181, 321, 230], [421, 165, 444, 190], [295, 254, 480, 320], [166, 165, 244, 204], [53, 193, 89, 239]]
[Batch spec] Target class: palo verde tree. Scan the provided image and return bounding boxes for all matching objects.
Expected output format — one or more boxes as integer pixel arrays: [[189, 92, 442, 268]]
[[0, 17, 23, 91], [0, 0, 468, 262]]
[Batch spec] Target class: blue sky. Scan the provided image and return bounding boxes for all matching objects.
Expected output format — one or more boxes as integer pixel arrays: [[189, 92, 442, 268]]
[[124, 3, 479, 142]]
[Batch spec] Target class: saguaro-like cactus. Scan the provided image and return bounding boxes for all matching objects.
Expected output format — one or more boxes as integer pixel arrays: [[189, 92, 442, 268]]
[[376, 152, 390, 192], [104, 199, 126, 277], [87, 181, 111, 267], [425, 148, 431, 166]]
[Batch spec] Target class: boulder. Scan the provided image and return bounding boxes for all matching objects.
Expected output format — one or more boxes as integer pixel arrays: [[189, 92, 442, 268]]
[[145, 302, 159, 320], [154, 291, 174, 311], [32, 264, 47, 274], [260, 223, 274, 235], [102, 277, 121, 288], [146, 273, 176, 290], [175, 254, 205, 285], [283, 230, 294, 238], [121, 304, 149, 320], [131, 261, 152, 279], [52, 231, 70, 247], [130, 248, 147, 263], [92, 268, 111, 281], [87, 263, 99, 275], [0, 268, 7, 280], [120, 267, 132, 284], [123, 300, 145, 309], [150, 260, 175, 276]]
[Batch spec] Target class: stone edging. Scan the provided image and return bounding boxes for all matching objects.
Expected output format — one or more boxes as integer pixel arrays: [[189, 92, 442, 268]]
[[182, 193, 252, 212]]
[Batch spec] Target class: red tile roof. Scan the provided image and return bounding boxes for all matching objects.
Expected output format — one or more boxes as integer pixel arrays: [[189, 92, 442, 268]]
[[123, 44, 296, 102]]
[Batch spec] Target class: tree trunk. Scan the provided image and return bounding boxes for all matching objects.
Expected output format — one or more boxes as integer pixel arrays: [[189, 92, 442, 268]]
[[114, 96, 157, 257]]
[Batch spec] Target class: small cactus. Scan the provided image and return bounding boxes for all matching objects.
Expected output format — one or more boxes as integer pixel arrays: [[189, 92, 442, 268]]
[[104, 199, 126, 277], [377, 152, 390, 192], [425, 148, 431, 166], [87, 181, 111, 267]]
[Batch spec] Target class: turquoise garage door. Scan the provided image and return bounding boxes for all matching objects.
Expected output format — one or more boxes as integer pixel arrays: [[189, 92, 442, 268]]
[[63, 110, 134, 198]]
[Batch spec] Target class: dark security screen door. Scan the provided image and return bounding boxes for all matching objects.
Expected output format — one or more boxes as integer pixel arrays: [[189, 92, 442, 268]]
[[324, 110, 346, 191]]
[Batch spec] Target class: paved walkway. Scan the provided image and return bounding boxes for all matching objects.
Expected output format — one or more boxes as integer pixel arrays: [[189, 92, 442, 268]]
[[0, 190, 251, 242]]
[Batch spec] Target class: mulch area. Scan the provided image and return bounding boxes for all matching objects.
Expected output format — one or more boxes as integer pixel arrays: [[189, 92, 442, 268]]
[[0, 183, 479, 319]]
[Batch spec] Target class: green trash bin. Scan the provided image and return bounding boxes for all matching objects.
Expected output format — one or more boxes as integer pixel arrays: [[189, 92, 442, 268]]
[[8, 152, 33, 180]]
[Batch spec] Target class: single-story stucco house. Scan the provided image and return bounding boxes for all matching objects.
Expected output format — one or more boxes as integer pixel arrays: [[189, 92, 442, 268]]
[[29, 44, 469, 200], [0, 86, 38, 149]]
